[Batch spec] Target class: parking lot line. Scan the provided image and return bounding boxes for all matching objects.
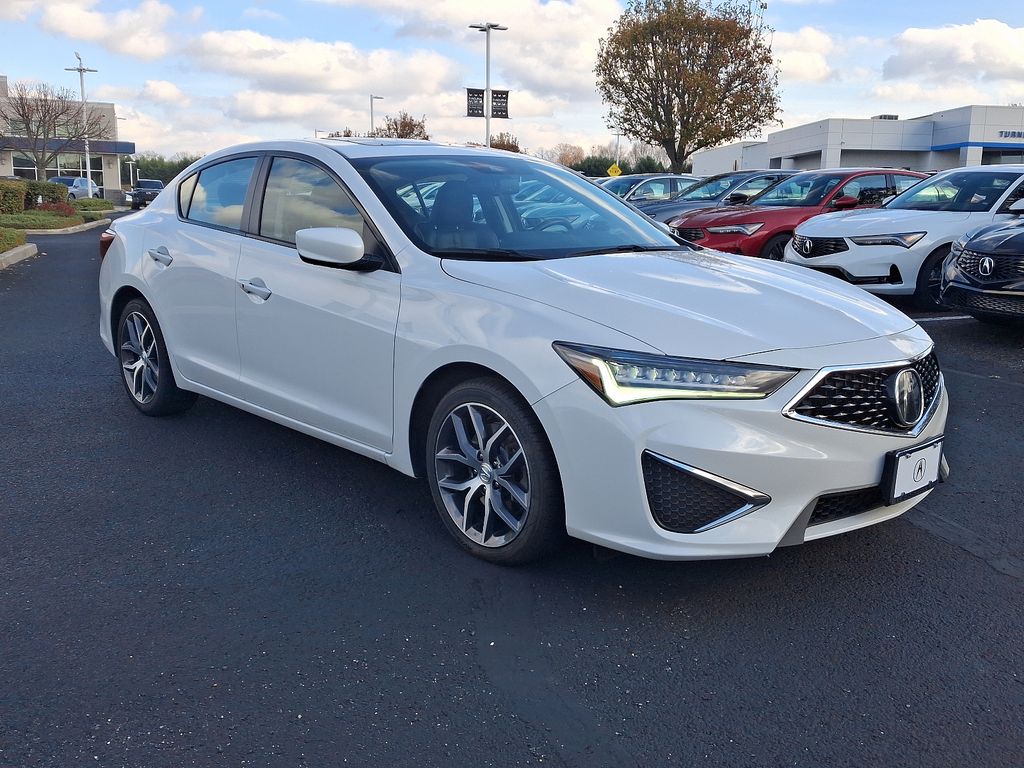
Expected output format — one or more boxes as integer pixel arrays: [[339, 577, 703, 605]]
[[911, 315, 973, 322]]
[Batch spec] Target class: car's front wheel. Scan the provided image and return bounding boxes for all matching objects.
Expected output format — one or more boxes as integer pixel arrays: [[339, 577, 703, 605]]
[[68, 193, 76, 200], [760, 233, 791, 260], [116, 299, 197, 416], [914, 245, 950, 310], [425, 378, 564, 564]]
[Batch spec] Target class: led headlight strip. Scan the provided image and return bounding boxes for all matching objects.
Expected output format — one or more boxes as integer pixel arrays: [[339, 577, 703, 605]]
[[553, 342, 798, 405]]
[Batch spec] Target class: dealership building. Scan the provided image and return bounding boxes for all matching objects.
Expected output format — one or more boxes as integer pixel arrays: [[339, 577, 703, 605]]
[[692, 104, 1024, 175], [0, 74, 135, 198]]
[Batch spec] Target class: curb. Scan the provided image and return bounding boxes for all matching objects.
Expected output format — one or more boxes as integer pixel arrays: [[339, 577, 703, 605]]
[[23, 218, 112, 236], [0, 243, 40, 271]]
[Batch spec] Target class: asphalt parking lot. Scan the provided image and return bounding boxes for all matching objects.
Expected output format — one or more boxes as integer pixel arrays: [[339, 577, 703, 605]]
[[2, 226, 1021, 767]]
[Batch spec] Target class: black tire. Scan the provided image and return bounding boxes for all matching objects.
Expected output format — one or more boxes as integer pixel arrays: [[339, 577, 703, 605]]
[[116, 298, 197, 416], [68, 193, 76, 200], [425, 377, 565, 564], [913, 245, 951, 311], [131, 203, 140, 210], [760, 233, 791, 260]]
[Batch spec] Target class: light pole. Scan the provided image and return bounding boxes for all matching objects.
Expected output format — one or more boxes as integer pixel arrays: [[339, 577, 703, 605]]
[[65, 51, 97, 198], [126, 158, 136, 188], [369, 94, 383, 135], [469, 21, 507, 147]]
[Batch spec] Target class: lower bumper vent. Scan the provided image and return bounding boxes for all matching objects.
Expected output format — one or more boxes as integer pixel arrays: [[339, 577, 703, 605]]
[[808, 486, 886, 527], [641, 452, 769, 534]]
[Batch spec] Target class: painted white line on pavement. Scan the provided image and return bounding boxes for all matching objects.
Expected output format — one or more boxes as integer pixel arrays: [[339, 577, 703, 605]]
[[912, 315, 973, 322]]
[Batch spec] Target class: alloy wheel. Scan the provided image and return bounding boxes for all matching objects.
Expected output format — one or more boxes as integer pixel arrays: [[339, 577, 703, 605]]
[[433, 402, 531, 548], [120, 311, 159, 403]]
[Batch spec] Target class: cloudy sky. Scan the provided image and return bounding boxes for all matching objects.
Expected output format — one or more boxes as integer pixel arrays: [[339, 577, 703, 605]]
[[1, 0, 1022, 157]]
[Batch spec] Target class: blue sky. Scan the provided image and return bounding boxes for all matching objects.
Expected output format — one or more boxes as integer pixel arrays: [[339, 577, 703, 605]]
[[1, 1, 1022, 157]]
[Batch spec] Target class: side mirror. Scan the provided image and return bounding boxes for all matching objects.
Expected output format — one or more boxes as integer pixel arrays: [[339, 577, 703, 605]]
[[725, 192, 749, 205], [1009, 199, 1024, 214], [296, 227, 381, 271], [832, 195, 859, 209]]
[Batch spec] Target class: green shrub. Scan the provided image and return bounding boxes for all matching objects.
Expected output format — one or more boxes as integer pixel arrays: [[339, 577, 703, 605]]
[[0, 211, 84, 229], [81, 211, 110, 222], [71, 197, 114, 211], [23, 180, 70, 209], [0, 227, 26, 253], [0, 181, 27, 214]]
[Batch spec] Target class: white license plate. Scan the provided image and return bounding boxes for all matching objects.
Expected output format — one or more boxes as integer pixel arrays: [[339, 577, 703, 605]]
[[884, 437, 943, 504]]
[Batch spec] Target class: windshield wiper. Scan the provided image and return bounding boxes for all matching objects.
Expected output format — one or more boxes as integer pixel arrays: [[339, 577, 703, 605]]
[[433, 248, 541, 261], [567, 244, 691, 258]]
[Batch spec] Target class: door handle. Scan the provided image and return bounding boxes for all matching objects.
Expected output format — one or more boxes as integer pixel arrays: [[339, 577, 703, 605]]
[[147, 246, 173, 265], [239, 278, 272, 301]]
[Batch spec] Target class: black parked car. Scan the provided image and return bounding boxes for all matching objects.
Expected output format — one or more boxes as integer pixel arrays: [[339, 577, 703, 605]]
[[126, 178, 165, 209], [941, 198, 1024, 324], [636, 170, 795, 223]]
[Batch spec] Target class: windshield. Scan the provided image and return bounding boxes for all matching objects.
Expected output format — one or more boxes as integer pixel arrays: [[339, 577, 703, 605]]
[[350, 154, 683, 260], [138, 180, 164, 189], [601, 177, 644, 196], [679, 174, 748, 201], [886, 171, 1023, 212], [750, 172, 846, 207]]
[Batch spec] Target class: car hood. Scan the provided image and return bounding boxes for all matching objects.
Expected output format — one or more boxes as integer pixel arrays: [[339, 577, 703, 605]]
[[441, 249, 917, 360], [966, 219, 1024, 254], [798, 207, 971, 236], [672, 204, 801, 226]]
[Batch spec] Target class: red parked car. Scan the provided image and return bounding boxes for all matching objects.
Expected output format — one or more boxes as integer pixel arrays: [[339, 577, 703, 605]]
[[667, 168, 928, 260]]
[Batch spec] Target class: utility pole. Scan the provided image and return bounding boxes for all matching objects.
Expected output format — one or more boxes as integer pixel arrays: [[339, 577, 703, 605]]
[[65, 52, 97, 198], [369, 94, 383, 135], [469, 22, 507, 147]]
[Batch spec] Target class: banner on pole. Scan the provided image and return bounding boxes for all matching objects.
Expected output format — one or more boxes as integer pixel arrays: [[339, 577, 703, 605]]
[[491, 90, 509, 119], [466, 88, 485, 118]]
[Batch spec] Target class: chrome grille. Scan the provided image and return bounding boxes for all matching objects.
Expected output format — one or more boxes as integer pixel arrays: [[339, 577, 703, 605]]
[[789, 353, 941, 433], [792, 234, 849, 258], [958, 250, 1024, 282]]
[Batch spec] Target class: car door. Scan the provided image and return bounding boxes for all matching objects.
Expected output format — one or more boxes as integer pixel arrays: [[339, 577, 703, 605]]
[[141, 154, 259, 395], [234, 154, 401, 451], [832, 173, 891, 208]]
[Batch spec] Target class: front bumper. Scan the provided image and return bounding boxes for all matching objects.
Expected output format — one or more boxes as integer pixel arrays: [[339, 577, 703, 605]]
[[783, 239, 930, 296], [941, 255, 1024, 318], [534, 348, 948, 560]]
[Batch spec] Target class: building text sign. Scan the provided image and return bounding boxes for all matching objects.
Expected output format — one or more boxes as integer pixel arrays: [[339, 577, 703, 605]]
[[998, 131, 1024, 139]]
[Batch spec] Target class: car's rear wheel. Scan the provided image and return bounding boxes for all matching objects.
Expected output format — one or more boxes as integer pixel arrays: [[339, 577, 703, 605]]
[[116, 299, 197, 416], [425, 378, 564, 564], [761, 233, 791, 260], [913, 245, 950, 310]]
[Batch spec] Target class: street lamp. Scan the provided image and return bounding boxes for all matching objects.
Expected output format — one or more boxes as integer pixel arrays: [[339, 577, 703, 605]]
[[126, 158, 136, 188], [369, 94, 383, 135], [65, 51, 97, 198], [468, 21, 507, 147]]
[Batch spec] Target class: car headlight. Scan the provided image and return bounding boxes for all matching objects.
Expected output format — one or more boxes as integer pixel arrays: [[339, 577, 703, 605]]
[[552, 342, 797, 405], [706, 222, 764, 236], [950, 236, 968, 257], [849, 232, 927, 248]]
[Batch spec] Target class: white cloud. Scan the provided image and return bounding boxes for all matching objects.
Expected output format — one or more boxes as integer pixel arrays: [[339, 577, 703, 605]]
[[883, 20, 1024, 82], [0, 0, 38, 20], [190, 30, 460, 100], [38, 0, 177, 59], [774, 26, 834, 83], [243, 7, 284, 21], [93, 80, 191, 107]]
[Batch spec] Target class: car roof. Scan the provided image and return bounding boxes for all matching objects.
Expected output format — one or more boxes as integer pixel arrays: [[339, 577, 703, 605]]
[[931, 164, 1024, 173]]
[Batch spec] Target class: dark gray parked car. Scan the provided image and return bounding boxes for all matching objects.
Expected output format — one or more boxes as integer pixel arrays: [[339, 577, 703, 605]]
[[126, 178, 165, 209], [637, 170, 794, 222]]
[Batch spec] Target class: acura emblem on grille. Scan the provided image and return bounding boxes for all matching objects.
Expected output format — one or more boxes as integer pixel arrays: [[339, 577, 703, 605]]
[[801, 238, 813, 255], [979, 256, 995, 277], [885, 368, 925, 428]]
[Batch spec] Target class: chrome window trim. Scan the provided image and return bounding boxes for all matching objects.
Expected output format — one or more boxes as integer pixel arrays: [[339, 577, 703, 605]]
[[642, 451, 771, 534], [781, 348, 942, 438]]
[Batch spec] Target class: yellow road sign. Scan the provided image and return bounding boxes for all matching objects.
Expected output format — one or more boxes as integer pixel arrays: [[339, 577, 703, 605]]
[[607, 163, 622, 177]]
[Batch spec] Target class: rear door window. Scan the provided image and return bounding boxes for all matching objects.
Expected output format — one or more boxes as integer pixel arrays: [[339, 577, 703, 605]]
[[184, 157, 258, 231]]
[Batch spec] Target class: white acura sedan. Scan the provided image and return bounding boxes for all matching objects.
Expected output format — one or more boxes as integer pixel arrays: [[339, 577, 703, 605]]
[[784, 166, 1024, 309], [98, 139, 949, 563]]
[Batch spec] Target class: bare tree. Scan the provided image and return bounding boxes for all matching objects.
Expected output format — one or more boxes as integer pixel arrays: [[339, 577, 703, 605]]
[[490, 131, 521, 153], [370, 111, 430, 140], [0, 80, 109, 180], [595, 0, 780, 171], [552, 143, 585, 167]]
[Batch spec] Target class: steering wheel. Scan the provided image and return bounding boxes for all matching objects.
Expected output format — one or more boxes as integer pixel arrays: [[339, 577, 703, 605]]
[[531, 218, 573, 232]]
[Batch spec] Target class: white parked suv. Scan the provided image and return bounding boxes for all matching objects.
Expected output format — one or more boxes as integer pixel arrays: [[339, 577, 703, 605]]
[[98, 139, 949, 563], [784, 166, 1024, 308]]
